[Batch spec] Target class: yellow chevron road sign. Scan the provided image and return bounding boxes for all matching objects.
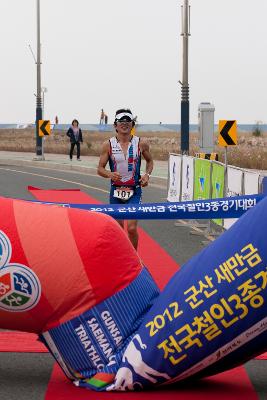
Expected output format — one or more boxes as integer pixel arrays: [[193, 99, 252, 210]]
[[38, 120, 51, 137], [218, 120, 237, 146]]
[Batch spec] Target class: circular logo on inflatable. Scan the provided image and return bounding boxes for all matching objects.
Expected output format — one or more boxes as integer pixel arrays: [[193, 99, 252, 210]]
[[0, 231, 11, 269], [0, 230, 41, 312], [0, 264, 41, 312]]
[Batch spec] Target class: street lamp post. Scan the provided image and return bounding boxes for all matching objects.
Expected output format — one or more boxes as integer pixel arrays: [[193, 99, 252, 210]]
[[180, 0, 190, 154], [35, 0, 43, 159]]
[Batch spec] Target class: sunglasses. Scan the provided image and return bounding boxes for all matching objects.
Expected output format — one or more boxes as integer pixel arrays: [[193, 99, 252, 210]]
[[116, 119, 133, 124]]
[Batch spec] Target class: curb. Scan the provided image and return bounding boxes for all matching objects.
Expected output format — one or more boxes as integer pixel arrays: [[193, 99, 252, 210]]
[[0, 157, 97, 174]]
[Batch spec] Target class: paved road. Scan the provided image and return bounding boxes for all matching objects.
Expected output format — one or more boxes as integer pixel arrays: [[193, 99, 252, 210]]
[[0, 160, 206, 265], [0, 159, 266, 399]]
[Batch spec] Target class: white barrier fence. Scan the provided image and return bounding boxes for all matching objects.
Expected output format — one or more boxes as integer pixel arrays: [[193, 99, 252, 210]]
[[167, 154, 264, 230]]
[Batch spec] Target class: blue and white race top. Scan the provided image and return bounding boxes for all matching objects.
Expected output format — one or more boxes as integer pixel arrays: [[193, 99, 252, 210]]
[[108, 136, 141, 187]]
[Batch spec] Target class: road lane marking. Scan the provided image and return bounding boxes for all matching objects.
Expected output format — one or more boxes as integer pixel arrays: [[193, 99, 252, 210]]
[[0, 167, 109, 194], [0, 167, 215, 242], [0, 165, 167, 191]]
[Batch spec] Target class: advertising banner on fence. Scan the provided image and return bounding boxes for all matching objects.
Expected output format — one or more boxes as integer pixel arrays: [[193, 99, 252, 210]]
[[260, 176, 267, 195], [244, 171, 260, 195], [181, 156, 194, 202], [194, 159, 211, 201], [211, 162, 225, 226], [224, 166, 243, 230], [167, 154, 182, 202]]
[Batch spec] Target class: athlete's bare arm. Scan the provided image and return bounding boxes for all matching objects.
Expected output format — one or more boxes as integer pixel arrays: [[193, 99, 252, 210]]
[[139, 140, 153, 187], [97, 141, 122, 182]]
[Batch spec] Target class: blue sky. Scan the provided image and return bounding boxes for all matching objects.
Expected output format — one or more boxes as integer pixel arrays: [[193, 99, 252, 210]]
[[1, 0, 267, 124]]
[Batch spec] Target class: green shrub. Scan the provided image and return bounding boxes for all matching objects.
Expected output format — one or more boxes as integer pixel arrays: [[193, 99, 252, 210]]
[[252, 124, 262, 137]]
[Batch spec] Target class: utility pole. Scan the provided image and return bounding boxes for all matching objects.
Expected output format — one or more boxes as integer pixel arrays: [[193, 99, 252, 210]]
[[35, 0, 43, 159], [41, 87, 47, 117], [180, 0, 190, 154]]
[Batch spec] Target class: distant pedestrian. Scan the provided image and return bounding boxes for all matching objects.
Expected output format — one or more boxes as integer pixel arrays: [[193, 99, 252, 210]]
[[66, 119, 83, 161], [100, 109, 105, 125], [53, 115, 59, 130], [104, 113, 108, 124]]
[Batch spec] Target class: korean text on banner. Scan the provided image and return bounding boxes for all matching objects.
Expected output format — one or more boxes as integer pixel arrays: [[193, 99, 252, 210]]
[[194, 158, 211, 201], [167, 154, 182, 202], [224, 166, 243, 230], [211, 162, 225, 226], [108, 195, 267, 391], [181, 156, 194, 202]]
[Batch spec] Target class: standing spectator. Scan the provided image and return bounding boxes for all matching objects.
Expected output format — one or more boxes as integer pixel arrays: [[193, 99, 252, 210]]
[[66, 119, 83, 161], [100, 109, 105, 125], [104, 113, 108, 125], [53, 115, 59, 130]]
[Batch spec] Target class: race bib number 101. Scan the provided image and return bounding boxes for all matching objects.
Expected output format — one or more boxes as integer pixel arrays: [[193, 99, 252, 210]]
[[113, 187, 134, 201]]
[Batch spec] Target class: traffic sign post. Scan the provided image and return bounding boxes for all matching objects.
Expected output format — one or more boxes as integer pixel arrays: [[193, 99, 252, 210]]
[[218, 120, 237, 147], [38, 120, 51, 137], [38, 120, 50, 160], [218, 119, 237, 193], [218, 119, 237, 165]]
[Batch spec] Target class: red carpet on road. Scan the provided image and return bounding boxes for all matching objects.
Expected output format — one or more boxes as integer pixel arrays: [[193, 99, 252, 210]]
[[0, 331, 48, 353], [255, 353, 267, 360], [45, 364, 258, 400], [28, 186, 98, 204], [2, 187, 258, 398], [27, 187, 179, 289]]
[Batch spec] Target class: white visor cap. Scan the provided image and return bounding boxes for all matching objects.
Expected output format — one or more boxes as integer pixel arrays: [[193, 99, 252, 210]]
[[115, 111, 133, 121]]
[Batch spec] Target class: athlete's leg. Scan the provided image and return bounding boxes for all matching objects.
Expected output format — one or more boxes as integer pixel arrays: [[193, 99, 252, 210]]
[[109, 186, 125, 230], [125, 187, 142, 250], [127, 219, 138, 250], [110, 186, 140, 249], [116, 219, 124, 229]]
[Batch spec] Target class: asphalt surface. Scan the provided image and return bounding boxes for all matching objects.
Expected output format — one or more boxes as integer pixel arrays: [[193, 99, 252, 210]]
[[0, 163, 206, 265], [0, 152, 266, 399]]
